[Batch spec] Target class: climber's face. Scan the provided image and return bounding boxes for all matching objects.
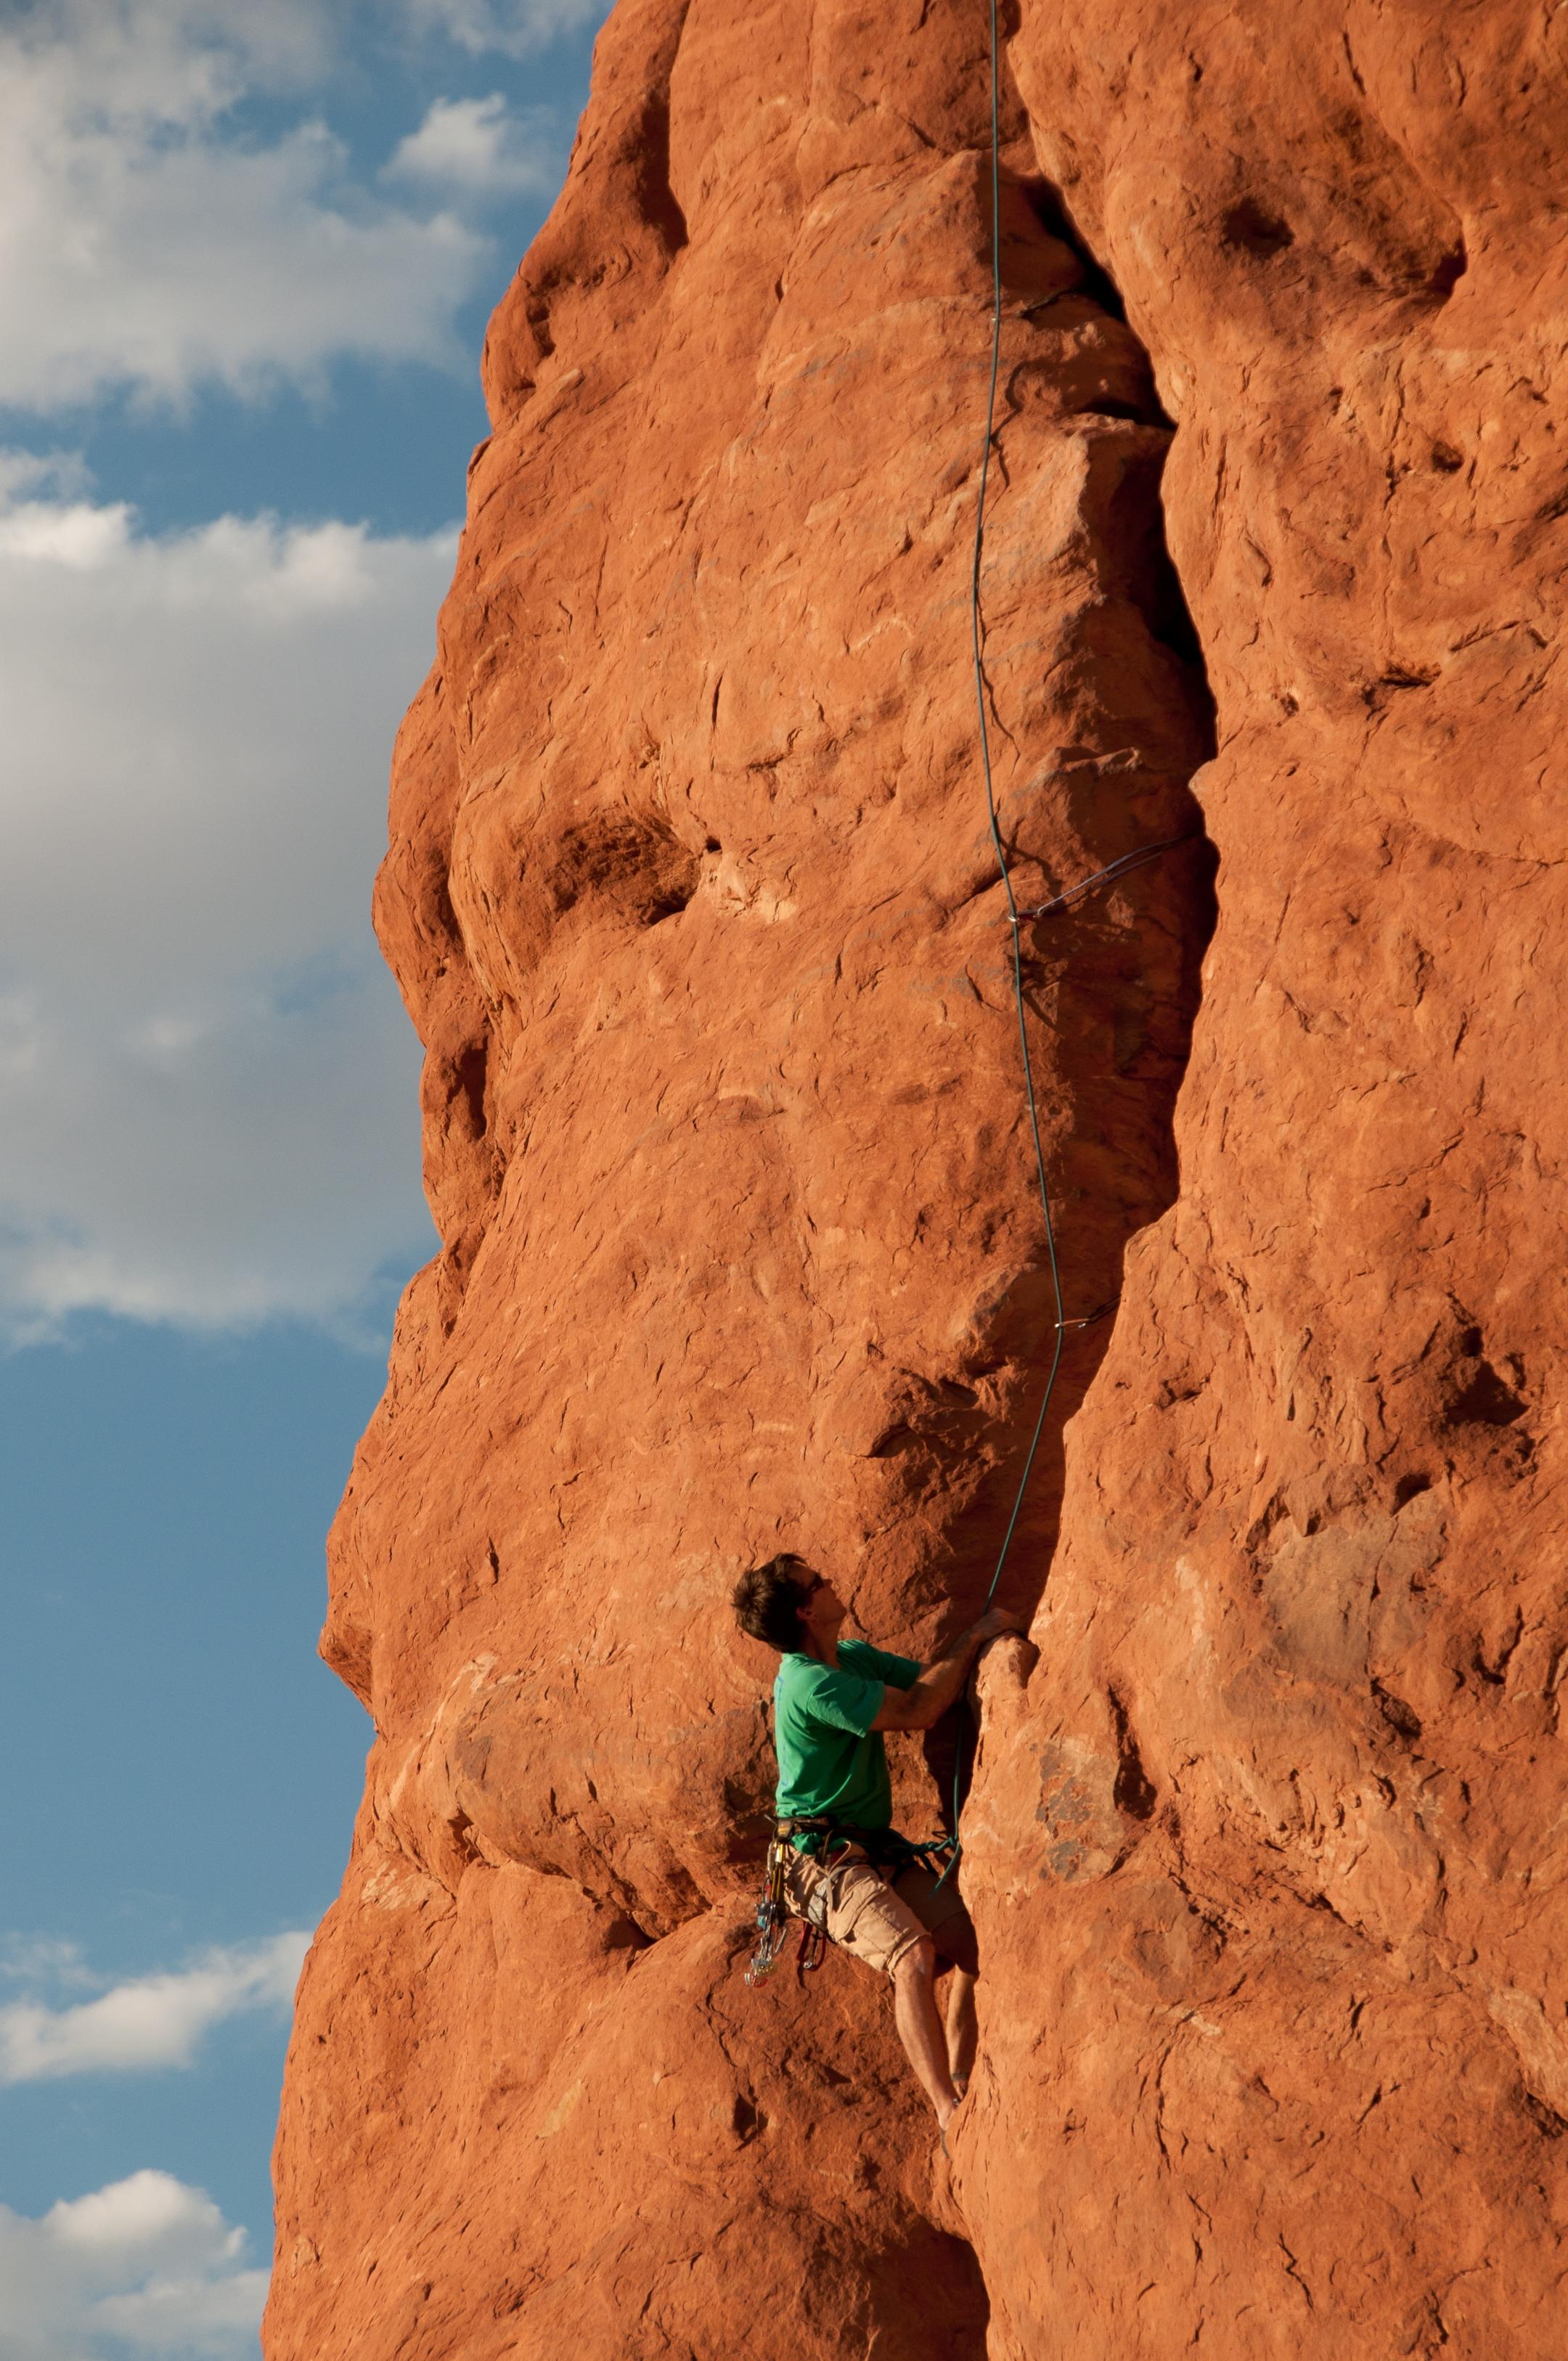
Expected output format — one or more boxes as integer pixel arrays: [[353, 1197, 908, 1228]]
[[795, 1567, 844, 1650]]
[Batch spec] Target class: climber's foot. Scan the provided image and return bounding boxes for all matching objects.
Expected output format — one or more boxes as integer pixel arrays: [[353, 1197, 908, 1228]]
[[934, 2079, 970, 2153]]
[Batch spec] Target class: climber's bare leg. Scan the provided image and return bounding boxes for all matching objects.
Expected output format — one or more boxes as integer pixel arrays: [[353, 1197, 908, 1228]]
[[930, 1906, 980, 2095], [944, 1967, 978, 2092], [891, 1937, 961, 2129]]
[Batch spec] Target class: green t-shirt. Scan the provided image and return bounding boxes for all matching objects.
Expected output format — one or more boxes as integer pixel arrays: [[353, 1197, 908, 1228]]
[[772, 1639, 922, 1842]]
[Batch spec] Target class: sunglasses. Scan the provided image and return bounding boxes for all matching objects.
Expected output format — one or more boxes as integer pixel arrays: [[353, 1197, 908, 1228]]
[[799, 1573, 830, 1599]]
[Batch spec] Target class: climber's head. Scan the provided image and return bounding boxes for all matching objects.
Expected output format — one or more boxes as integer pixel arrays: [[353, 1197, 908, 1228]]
[[732, 1552, 841, 1656]]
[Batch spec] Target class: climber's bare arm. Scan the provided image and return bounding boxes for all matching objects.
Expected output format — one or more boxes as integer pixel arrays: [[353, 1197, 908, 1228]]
[[870, 1607, 1023, 1732]]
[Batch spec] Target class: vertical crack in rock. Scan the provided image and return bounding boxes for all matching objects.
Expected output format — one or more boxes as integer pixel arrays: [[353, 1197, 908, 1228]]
[[271, 1, 1565, 2355], [960, 2, 1568, 2354]]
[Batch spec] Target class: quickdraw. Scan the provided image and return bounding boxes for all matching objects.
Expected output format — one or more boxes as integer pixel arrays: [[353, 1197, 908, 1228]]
[[794, 1920, 828, 1981], [744, 1832, 791, 1986]]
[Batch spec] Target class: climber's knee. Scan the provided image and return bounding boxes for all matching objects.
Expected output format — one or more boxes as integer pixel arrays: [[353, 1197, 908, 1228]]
[[933, 1912, 979, 1980], [893, 1932, 937, 1986]]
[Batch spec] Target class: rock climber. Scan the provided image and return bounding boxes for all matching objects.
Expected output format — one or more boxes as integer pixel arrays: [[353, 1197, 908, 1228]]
[[732, 1551, 1022, 2134]]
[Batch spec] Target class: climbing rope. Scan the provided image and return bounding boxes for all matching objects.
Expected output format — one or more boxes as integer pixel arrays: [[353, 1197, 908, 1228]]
[[931, 0, 1061, 1888], [968, 0, 1064, 1626], [943, 0, 1195, 1878]]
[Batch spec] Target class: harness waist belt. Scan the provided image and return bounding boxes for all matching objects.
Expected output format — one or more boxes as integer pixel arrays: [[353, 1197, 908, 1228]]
[[775, 1815, 957, 1874]]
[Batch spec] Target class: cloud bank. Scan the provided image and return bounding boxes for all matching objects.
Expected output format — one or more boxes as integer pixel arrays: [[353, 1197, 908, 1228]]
[[0, 457, 445, 1337], [0, 1, 620, 1339], [0, 1930, 310, 2084], [0, 2169, 265, 2361], [0, 0, 576, 411], [404, 0, 607, 59]]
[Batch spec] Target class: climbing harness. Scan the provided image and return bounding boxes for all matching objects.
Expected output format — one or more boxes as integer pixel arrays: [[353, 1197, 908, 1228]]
[[778, 1814, 960, 1877], [744, 1816, 960, 1991]]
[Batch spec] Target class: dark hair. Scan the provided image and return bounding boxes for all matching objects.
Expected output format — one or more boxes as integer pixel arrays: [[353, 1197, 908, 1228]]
[[732, 1553, 816, 1652]]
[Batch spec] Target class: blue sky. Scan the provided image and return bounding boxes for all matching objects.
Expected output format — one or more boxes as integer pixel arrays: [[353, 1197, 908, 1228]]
[[0, 4, 607, 2354]]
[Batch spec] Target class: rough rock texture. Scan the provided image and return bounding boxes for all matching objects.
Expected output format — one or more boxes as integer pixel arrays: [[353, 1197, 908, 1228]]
[[266, 3, 1567, 2356], [960, 7, 1568, 2354]]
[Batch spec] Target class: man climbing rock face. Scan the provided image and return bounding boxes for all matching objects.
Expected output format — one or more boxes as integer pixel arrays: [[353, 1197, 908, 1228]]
[[732, 1553, 1022, 2132]]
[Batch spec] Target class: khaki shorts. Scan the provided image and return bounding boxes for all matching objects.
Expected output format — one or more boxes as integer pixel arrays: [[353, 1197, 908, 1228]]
[[780, 1841, 971, 1978]]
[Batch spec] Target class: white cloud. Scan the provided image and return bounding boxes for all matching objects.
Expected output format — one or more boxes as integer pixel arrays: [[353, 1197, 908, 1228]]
[[0, 1937, 96, 1990], [49, 2174, 245, 2263], [387, 93, 558, 195], [0, 462, 444, 1337], [0, 0, 495, 409], [403, 0, 607, 58], [0, 1931, 310, 2083], [0, 450, 94, 502], [0, 2169, 265, 2361]]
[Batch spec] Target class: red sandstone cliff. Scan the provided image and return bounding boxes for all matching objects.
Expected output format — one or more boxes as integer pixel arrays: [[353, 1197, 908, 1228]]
[[265, 4, 1567, 2355]]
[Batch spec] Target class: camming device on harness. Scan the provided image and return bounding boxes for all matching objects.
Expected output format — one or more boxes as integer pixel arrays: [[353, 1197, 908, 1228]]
[[743, 1815, 959, 1990]]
